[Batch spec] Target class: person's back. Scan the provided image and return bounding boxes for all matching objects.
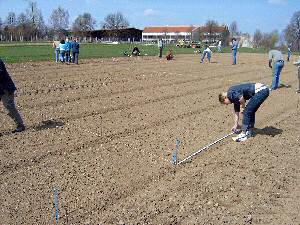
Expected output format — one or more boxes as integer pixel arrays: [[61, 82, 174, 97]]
[[132, 47, 140, 56], [53, 40, 60, 49], [59, 40, 66, 51], [166, 49, 174, 60], [268, 49, 284, 90], [65, 40, 71, 51], [158, 39, 163, 48], [72, 41, 79, 52], [268, 49, 283, 63], [71, 38, 80, 64]]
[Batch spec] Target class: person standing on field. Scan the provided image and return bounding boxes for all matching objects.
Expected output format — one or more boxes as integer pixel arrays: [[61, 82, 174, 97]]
[[71, 37, 80, 65], [52, 39, 60, 63], [218, 40, 222, 52], [158, 38, 163, 58], [268, 49, 284, 90], [232, 38, 238, 65], [65, 37, 72, 63], [219, 83, 269, 142], [293, 57, 300, 93], [0, 58, 25, 133], [59, 39, 66, 63], [287, 46, 292, 62]]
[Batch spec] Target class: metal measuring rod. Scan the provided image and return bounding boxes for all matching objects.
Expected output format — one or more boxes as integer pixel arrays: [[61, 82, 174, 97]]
[[172, 132, 235, 165]]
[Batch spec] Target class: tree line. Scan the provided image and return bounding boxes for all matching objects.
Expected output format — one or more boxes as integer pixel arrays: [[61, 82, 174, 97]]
[[251, 11, 300, 51], [0, 1, 129, 42], [0, 1, 299, 51]]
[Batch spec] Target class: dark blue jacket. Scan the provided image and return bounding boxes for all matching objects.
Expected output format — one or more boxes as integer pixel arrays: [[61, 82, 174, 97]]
[[71, 41, 80, 53], [0, 59, 16, 95], [227, 83, 255, 112]]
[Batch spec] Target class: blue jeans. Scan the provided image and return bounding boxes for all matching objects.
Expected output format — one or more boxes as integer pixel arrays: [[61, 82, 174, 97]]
[[65, 50, 71, 62], [232, 50, 237, 64], [55, 48, 60, 62], [72, 52, 79, 64], [201, 51, 211, 62], [242, 88, 269, 131], [272, 60, 284, 90], [60, 51, 65, 62], [287, 52, 291, 61]]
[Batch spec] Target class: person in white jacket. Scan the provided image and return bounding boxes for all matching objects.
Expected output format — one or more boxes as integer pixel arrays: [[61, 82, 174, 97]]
[[201, 45, 212, 63]]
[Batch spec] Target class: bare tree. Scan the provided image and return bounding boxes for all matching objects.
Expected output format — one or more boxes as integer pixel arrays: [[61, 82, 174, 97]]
[[253, 29, 263, 48], [260, 30, 279, 49], [284, 10, 300, 51], [102, 12, 129, 30], [17, 13, 30, 41], [49, 7, 69, 36], [72, 13, 96, 35], [4, 12, 17, 41], [229, 21, 239, 37], [205, 20, 219, 44], [25, 1, 46, 40]]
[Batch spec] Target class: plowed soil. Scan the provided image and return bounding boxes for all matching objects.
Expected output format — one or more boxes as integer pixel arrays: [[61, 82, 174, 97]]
[[0, 53, 299, 225]]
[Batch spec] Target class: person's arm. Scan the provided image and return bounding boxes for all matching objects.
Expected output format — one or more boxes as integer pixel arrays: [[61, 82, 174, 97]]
[[232, 111, 241, 132], [0, 60, 5, 79], [269, 59, 272, 68], [239, 96, 246, 113]]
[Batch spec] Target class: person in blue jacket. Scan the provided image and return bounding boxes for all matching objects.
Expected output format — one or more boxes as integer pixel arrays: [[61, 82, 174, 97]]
[[219, 83, 269, 142], [0, 58, 25, 133], [71, 37, 80, 64], [65, 37, 72, 63], [59, 39, 66, 62], [232, 38, 238, 65]]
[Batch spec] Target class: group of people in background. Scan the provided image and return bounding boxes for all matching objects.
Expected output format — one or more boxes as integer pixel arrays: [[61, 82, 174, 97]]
[[1, 36, 299, 136], [53, 37, 80, 64]]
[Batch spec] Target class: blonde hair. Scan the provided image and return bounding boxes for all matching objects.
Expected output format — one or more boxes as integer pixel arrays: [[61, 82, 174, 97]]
[[218, 92, 227, 103]]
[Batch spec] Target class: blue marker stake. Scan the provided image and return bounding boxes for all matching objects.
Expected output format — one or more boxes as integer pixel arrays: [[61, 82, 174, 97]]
[[53, 187, 60, 225], [172, 139, 181, 165]]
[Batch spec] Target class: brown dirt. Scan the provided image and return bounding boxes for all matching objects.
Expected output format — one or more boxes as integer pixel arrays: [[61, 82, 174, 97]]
[[0, 53, 299, 225]]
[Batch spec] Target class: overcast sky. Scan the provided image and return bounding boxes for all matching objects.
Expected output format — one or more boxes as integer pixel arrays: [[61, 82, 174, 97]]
[[0, 0, 298, 34]]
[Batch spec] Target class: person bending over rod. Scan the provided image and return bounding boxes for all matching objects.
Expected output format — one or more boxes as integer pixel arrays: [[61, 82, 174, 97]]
[[219, 83, 269, 142]]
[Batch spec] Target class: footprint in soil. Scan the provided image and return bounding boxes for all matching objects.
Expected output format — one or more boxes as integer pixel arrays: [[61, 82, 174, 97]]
[[34, 119, 65, 131]]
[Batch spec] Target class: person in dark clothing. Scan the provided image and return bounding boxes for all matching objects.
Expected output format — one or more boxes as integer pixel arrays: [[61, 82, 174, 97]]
[[0, 58, 25, 133], [71, 37, 80, 64], [131, 46, 140, 56], [158, 38, 163, 58], [219, 83, 269, 142], [166, 49, 174, 60]]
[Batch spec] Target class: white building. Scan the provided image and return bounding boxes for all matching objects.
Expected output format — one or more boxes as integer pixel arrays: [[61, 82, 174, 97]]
[[142, 26, 196, 44]]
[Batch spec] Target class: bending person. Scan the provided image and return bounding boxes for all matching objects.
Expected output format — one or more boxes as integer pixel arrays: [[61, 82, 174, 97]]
[[268, 49, 284, 90], [131, 46, 140, 56], [219, 83, 269, 142], [201, 45, 212, 63]]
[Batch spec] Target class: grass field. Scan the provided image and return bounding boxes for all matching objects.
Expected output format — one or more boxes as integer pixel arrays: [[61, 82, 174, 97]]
[[0, 42, 280, 63]]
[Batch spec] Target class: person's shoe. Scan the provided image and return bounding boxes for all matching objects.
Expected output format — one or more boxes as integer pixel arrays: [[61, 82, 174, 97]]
[[12, 125, 25, 133], [232, 130, 252, 142]]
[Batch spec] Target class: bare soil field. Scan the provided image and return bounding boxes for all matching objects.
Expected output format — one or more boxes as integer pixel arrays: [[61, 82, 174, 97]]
[[0, 53, 299, 225]]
